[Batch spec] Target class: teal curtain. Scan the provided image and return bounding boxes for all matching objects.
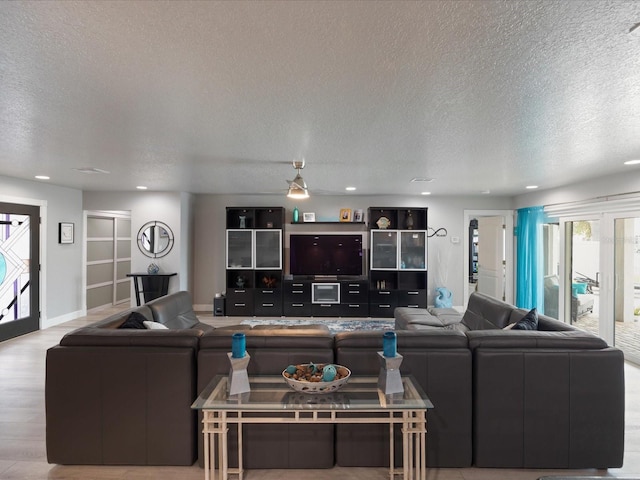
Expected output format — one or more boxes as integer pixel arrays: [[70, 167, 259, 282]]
[[516, 206, 544, 311]]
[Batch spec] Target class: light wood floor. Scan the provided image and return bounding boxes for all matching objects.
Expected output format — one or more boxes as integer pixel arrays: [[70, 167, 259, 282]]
[[1, 304, 639, 480]]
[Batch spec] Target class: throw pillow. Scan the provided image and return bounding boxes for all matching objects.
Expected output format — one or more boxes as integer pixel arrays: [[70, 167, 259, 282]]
[[118, 311, 147, 329], [512, 307, 538, 330], [143, 320, 169, 330], [574, 282, 588, 294]]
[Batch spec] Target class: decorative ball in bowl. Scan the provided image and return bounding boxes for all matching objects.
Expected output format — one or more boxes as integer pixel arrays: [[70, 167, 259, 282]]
[[282, 363, 351, 394]]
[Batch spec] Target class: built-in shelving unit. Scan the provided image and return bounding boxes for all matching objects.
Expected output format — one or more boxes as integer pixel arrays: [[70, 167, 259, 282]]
[[368, 207, 428, 317], [225, 207, 285, 316]]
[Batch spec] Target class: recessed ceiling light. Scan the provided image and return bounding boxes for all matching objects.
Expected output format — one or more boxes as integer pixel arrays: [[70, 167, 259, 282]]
[[411, 177, 434, 183], [526, 185, 539, 189], [35, 175, 50, 180], [624, 159, 640, 165], [421, 191, 431, 195], [345, 186, 356, 191], [136, 185, 148, 190], [481, 190, 491, 194]]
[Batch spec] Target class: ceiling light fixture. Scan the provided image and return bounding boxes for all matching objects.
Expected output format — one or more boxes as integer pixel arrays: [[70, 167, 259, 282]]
[[526, 185, 539, 189], [421, 191, 431, 195], [136, 185, 148, 190], [624, 159, 640, 165], [286, 159, 309, 199], [35, 175, 50, 180], [345, 186, 356, 191]]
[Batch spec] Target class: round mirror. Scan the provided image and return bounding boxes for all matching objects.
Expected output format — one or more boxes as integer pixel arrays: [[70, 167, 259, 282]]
[[137, 221, 174, 258]]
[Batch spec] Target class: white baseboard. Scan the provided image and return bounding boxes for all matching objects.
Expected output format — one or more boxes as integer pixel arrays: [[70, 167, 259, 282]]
[[41, 309, 85, 329]]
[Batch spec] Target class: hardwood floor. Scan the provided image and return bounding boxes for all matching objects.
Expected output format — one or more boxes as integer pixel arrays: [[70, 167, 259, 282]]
[[0, 304, 638, 479]]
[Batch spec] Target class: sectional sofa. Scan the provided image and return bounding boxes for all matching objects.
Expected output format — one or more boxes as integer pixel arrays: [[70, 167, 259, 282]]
[[45, 290, 625, 470]]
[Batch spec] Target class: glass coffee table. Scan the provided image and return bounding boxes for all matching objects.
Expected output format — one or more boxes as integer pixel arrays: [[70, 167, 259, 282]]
[[192, 375, 433, 480]]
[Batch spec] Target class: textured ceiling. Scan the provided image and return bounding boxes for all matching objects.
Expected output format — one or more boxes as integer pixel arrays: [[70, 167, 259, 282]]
[[1, 0, 639, 196]]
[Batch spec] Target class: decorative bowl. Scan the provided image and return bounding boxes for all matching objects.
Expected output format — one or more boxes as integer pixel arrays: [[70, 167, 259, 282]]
[[282, 363, 351, 394]]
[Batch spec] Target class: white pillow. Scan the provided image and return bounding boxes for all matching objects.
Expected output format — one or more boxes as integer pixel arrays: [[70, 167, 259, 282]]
[[503, 323, 516, 330], [144, 321, 169, 330]]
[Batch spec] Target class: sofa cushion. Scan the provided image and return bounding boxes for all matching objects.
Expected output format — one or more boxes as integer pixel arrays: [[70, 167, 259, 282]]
[[462, 292, 514, 330], [144, 320, 169, 330], [512, 307, 538, 330], [118, 311, 147, 329]]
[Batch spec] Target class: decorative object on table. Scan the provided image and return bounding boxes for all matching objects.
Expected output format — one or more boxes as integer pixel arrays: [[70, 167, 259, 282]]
[[228, 332, 250, 395], [302, 212, 315, 222], [282, 363, 351, 394], [376, 216, 390, 229], [353, 209, 364, 222], [292, 206, 300, 223], [238, 215, 246, 229], [236, 274, 246, 288], [434, 286, 453, 308], [262, 275, 277, 288], [405, 210, 414, 229], [339, 208, 352, 222], [147, 262, 160, 275], [58, 222, 74, 244], [378, 331, 404, 395]]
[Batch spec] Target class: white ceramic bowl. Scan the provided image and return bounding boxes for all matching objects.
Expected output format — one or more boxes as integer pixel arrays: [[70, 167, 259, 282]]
[[282, 364, 351, 394]]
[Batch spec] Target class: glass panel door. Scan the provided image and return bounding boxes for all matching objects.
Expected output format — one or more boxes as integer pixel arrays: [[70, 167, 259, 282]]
[[399, 231, 426, 270], [226, 230, 253, 269], [370, 231, 398, 269], [0, 202, 39, 341], [613, 215, 640, 364], [255, 230, 282, 269], [568, 220, 599, 333]]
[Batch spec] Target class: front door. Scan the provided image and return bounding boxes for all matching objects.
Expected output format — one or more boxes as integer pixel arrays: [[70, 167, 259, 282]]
[[0, 202, 40, 341], [477, 216, 506, 301]]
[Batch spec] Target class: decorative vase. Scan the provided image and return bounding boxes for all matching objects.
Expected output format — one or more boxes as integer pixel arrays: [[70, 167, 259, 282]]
[[434, 287, 453, 308], [405, 210, 414, 229], [147, 263, 160, 275], [239, 215, 246, 229], [293, 207, 299, 223]]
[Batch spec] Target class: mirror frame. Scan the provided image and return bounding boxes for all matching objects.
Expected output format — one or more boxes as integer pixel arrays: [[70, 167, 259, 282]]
[[137, 221, 174, 258]]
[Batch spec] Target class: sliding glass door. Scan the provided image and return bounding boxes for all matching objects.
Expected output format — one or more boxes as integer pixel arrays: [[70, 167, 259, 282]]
[[0, 202, 40, 342]]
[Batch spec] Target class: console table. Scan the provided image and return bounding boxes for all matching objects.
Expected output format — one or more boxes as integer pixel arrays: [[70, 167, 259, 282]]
[[192, 375, 432, 480], [126, 272, 177, 306]]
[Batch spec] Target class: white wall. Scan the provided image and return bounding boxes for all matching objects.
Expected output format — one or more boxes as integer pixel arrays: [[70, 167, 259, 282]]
[[192, 193, 513, 309], [1, 175, 84, 326]]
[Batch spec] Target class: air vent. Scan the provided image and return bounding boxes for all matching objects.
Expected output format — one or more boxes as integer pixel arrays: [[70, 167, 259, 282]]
[[410, 177, 434, 183], [72, 167, 110, 174]]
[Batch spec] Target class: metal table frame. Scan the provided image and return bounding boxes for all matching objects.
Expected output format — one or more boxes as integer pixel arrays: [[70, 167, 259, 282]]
[[193, 376, 431, 480]]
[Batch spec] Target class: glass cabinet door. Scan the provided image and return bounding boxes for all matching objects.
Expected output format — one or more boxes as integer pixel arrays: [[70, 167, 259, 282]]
[[400, 231, 427, 270], [254, 230, 282, 269], [371, 230, 398, 269], [226, 230, 253, 269]]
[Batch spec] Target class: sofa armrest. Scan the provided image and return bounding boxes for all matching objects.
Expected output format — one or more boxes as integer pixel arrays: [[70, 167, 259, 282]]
[[466, 329, 608, 350], [59, 327, 201, 348]]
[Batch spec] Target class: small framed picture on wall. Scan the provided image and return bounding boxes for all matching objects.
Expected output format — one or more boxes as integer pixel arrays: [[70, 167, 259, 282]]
[[353, 209, 364, 222], [59, 222, 74, 244]]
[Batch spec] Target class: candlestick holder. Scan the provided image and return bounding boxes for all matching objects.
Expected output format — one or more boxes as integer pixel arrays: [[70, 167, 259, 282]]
[[377, 351, 404, 395], [227, 352, 251, 395]]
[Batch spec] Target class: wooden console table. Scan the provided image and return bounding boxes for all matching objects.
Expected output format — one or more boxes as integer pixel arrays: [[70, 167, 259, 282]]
[[126, 273, 177, 306], [192, 375, 432, 480]]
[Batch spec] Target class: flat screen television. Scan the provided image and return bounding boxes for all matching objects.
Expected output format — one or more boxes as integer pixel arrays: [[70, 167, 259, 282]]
[[289, 234, 363, 276]]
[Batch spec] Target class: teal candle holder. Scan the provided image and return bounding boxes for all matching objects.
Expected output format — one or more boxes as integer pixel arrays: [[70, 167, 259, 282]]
[[377, 351, 404, 395]]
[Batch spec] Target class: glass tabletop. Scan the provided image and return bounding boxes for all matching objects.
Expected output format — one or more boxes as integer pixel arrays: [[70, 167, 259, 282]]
[[191, 375, 433, 411]]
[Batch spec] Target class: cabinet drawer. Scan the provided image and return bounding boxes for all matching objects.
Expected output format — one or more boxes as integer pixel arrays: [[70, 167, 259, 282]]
[[312, 303, 341, 317], [369, 290, 397, 303], [397, 290, 427, 308], [340, 303, 369, 317], [283, 302, 312, 317], [369, 302, 397, 318], [254, 298, 283, 316], [226, 298, 255, 316], [340, 281, 368, 302]]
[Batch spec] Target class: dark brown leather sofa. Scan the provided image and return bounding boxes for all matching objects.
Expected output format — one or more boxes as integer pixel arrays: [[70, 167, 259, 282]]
[[45, 291, 211, 465], [46, 290, 625, 470]]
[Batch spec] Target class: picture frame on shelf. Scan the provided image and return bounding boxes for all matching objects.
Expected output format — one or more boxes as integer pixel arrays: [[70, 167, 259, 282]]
[[353, 209, 364, 222], [303, 212, 316, 222], [59, 222, 74, 244], [339, 208, 352, 222]]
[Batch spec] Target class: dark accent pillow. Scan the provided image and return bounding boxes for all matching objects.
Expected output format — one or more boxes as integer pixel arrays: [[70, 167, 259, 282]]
[[512, 307, 538, 330], [118, 311, 148, 329]]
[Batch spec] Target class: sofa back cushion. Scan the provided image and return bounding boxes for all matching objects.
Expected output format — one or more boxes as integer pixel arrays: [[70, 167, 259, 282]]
[[462, 292, 513, 330], [146, 291, 199, 329]]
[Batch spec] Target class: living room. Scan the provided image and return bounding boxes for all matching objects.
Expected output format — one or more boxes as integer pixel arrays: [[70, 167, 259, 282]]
[[2, 1, 640, 479]]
